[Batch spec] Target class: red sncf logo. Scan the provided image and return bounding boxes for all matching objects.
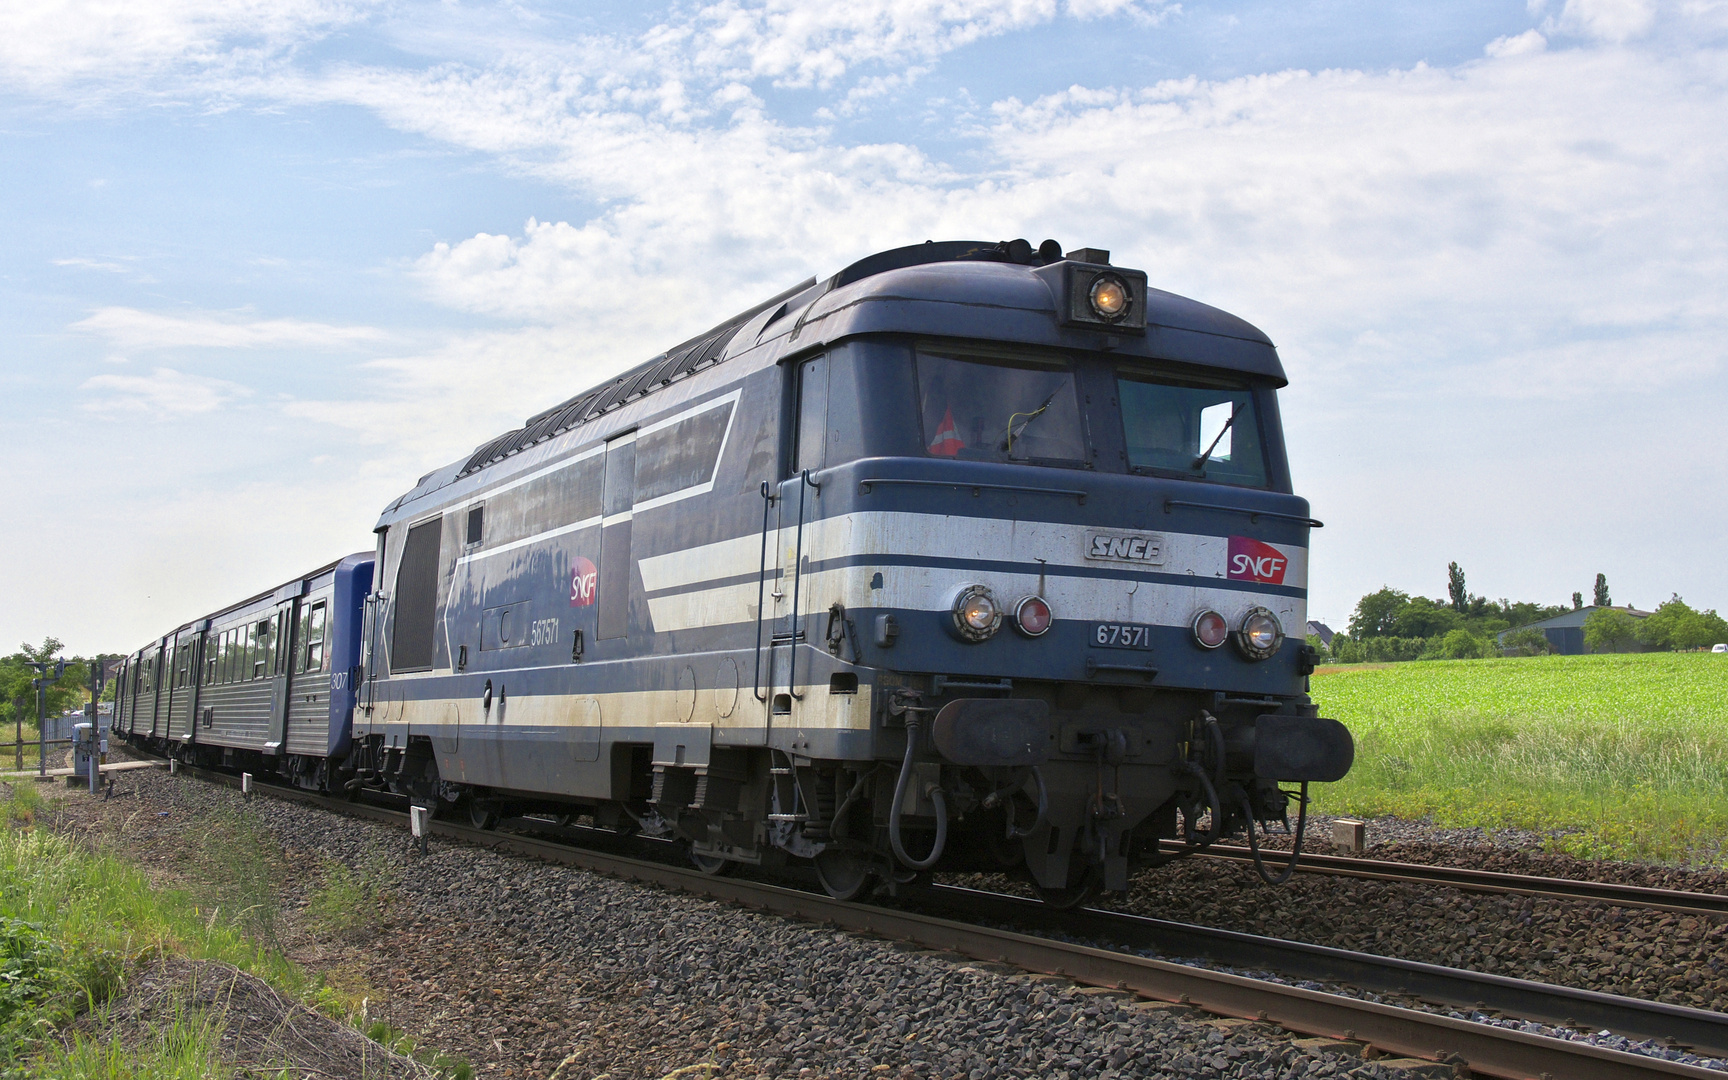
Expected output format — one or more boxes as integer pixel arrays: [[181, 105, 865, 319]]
[[1227, 536, 1288, 584], [570, 556, 598, 607]]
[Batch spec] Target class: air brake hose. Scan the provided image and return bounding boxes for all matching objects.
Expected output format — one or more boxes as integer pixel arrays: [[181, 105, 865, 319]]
[[1179, 758, 1224, 847], [888, 716, 948, 869], [1241, 781, 1311, 886]]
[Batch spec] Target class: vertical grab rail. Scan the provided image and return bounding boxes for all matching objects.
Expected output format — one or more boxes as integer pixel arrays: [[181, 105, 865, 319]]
[[786, 470, 820, 702], [752, 482, 776, 703]]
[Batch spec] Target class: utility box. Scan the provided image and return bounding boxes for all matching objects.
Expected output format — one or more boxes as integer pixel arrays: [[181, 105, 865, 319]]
[[72, 723, 106, 781]]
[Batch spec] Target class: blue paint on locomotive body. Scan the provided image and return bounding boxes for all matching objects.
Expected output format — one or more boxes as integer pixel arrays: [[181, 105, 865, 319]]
[[362, 244, 1316, 790]]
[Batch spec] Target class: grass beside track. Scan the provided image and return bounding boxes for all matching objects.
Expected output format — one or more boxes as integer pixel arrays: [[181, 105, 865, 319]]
[[1309, 652, 1728, 865], [0, 781, 287, 1077]]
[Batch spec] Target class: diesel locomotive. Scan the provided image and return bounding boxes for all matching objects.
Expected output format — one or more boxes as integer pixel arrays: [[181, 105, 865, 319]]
[[114, 239, 1352, 905]]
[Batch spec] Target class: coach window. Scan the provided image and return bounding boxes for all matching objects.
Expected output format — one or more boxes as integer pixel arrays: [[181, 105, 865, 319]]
[[254, 618, 271, 677], [916, 349, 1085, 464], [306, 602, 328, 673], [465, 505, 484, 548]]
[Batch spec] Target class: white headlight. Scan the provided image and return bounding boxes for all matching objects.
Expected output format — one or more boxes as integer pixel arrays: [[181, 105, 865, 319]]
[[949, 584, 1002, 642], [1234, 607, 1284, 661]]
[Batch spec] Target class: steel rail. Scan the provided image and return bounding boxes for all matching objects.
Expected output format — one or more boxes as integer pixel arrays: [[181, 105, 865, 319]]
[[1165, 843, 1728, 919], [910, 884, 1728, 1059], [143, 759, 1725, 1080]]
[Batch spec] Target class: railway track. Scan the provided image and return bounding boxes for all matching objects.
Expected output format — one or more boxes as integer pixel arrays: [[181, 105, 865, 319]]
[[1168, 842, 1728, 919], [142, 758, 1728, 1080]]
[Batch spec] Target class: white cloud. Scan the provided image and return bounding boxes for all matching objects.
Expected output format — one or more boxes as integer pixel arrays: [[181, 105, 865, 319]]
[[0, 0, 376, 92], [79, 366, 250, 416], [1485, 29, 1548, 56], [1547, 0, 1658, 41], [377, 30, 1727, 403], [72, 307, 390, 351], [671, 0, 1058, 87], [53, 256, 129, 273]]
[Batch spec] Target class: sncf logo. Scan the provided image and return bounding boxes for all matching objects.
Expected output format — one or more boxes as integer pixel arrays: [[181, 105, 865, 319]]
[[1228, 536, 1288, 585], [570, 556, 598, 607], [1086, 532, 1165, 564]]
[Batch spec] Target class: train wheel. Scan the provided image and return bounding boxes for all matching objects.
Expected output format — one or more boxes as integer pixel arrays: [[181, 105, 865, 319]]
[[1035, 865, 1101, 910], [814, 851, 874, 901], [468, 800, 500, 830], [689, 849, 735, 876]]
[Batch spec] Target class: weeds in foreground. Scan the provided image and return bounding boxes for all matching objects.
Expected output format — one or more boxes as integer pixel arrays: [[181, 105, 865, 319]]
[[184, 809, 288, 950], [31, 1009, 227, 1080], [306, 859, 391, 941], [3, 784, 42, 827]]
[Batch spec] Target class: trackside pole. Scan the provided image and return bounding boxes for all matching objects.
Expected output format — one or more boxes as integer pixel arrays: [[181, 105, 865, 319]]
[[410, 805, 431, 854]]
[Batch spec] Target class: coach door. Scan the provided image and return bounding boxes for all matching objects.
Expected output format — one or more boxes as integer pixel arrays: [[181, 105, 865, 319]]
[[597, 433, 636, 641]]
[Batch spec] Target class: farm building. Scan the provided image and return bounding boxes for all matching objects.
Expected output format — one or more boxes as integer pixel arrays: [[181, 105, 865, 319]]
[[1499, 605, 1652, 655], [1306, 620, 1336, 647]]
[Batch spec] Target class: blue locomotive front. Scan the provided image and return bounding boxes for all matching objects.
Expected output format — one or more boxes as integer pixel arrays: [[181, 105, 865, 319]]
[[354, 239, 1352, 904]]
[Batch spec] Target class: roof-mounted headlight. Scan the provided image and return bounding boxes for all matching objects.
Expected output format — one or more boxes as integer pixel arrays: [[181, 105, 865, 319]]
[[1088, 273, 1131, 321], [1234, 607, 1284, 661], [948, 584, 1002, 643]]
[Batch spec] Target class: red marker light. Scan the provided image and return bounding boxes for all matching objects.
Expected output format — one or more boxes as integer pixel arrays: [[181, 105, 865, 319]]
[[1193, 609, 1228, 650], [1014, 595, 1053, 637]]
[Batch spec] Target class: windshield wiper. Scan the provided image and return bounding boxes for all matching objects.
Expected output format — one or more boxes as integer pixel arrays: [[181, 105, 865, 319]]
[[1191, 404, 1239, 472], [1003, 389, 1060, 456]]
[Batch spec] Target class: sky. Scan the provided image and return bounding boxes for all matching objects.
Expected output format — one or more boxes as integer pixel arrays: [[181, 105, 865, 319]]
[[2, 0, 1724, 655]]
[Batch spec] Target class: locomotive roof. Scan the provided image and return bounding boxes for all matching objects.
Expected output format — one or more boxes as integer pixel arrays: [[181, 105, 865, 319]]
[[392, 239, 1285, 509]]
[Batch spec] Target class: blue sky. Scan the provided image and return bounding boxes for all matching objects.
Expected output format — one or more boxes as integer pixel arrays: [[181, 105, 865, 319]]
[[3, 0, 1725, 654]]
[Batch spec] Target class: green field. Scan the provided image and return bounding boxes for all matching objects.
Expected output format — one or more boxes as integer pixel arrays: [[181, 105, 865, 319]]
[[1309, 652, 1728, 865]]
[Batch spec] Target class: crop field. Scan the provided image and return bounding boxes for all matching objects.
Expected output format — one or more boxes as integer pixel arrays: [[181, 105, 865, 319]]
[[1308, 652, 1728, 865]]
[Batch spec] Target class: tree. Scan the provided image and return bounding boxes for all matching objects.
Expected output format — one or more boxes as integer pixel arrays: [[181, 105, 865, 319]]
[[1584, 608, 1639, 653], [0, 638, 88, 727], [1348, 587, 1410, 639], [1572, 592, 1583, 611], [1637, 596, 1728, 651], [1594, 573, 1611, 607], [1392, 596, 1461, 638], [1447, 562, 1467, 613]]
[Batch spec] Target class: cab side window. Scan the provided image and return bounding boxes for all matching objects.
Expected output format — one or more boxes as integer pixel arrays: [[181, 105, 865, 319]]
[[796, 356, 829, 474], [793, 347, 862, 475]]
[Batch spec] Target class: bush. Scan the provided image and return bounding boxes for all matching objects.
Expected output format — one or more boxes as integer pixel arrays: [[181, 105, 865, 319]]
[[1437, 628, 1492, 659], [1500, 628, 1555, 657], [1330, 635, 1431, 664]]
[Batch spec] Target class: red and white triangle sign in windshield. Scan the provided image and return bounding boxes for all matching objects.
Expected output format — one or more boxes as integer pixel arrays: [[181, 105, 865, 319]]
[[928, 406, 964, 456]]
